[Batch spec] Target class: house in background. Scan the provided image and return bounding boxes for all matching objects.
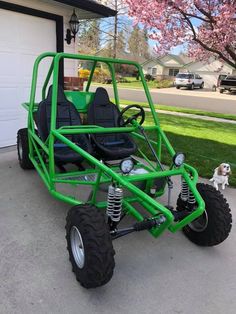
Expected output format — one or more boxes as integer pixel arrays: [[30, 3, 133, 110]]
[[142, 54, 235, 89], [0, 0, 116, 148], [142, 54, 190, 79]]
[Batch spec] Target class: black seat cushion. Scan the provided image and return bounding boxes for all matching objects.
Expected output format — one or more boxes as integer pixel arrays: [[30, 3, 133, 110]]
[[87, 87, 137, 160], [37, 85, 92, 164]]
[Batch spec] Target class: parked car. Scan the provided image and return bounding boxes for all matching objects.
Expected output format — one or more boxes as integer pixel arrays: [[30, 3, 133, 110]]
[[217, 74, 227, 88], [219, 75, 236, 93], [175, 73, 204, 90]]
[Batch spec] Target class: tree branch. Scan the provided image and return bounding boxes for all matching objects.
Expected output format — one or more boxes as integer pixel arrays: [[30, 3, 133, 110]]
[[177, 7, 236, 69]]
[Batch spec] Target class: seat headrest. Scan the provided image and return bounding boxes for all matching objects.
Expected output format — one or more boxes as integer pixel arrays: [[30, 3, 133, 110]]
[[45, 85, 68, 104], [93, 87, 110, 106]]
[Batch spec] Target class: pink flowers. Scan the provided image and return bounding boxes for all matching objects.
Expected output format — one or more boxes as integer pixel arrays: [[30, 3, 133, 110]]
[[124, 0, 236, 68]]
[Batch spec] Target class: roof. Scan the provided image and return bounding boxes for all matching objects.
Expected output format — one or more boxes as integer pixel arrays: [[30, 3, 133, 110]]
[[142, 53, 193, 67], [53, 0, 117, 18]]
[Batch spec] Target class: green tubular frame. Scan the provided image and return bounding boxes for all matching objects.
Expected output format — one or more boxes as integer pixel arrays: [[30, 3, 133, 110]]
[[25, 52, 205, 238]]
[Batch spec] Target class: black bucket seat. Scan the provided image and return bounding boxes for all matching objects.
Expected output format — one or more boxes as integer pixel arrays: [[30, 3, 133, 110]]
[[37, 85, 92, 164], [87, 87, 137, 160]]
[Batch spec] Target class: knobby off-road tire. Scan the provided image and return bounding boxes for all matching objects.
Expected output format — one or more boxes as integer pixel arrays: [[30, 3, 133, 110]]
[[17, 128, 34, 170], [66, 204, 115, 288], [177, 183, 232, 246]]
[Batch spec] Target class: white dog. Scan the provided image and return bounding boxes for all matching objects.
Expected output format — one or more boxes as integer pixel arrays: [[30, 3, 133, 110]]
[[209, 163, 231, 190]]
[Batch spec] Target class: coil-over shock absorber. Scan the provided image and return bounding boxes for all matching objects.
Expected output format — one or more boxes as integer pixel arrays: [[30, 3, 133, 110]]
[[181, 177, 189, 202], [180, 177, 196, 210], [106, 184, 123, 228]]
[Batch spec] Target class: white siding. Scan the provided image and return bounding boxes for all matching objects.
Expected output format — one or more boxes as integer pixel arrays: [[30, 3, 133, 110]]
[[143, 61, 164, 76], [184, 59, 234, 88]]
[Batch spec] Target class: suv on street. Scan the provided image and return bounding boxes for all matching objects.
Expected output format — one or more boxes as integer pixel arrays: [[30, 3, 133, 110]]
[[175, 73, 204, 90]]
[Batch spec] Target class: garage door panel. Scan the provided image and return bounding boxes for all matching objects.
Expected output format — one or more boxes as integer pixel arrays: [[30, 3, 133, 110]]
[[0, 52, 19, 80], [0, 10, 19, 47], [0, 87, 21, 110], [0, 10, 56, 147]]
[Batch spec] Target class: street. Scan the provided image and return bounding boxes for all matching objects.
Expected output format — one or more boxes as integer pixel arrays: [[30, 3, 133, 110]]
[[91, 85, 236, 115]]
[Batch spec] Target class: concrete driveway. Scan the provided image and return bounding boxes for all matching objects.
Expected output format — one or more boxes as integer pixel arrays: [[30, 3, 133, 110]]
[[1, 148, 235, 314], [91, 85, 236, 115]]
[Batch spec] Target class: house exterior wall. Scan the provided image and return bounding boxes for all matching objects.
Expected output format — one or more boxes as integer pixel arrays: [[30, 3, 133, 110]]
[[161, 55, 180, 67], [183, 59, 233, 88], [162, 67, 181, 76], [142, 55, 183, 79], [142, 61, 164, 76], [5, 0, 79, 76], [142, 55, 235, 86]]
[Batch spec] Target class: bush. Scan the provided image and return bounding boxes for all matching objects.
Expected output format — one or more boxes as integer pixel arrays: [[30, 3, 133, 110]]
[[156, 79, 173, 89], [93, 68, 110, 83], [117, 75, 130, 83], [78, 69, 90, 79], [145, 74, 155, 81]]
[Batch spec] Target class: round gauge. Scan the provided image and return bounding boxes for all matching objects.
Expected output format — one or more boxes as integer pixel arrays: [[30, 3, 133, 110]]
[[173, 152, 185, 167], [120, 158, 134, 174]]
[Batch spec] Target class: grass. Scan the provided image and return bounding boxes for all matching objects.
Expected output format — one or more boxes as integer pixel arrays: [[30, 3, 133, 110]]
[[118, 99, 236, 122], [92, 77, 173, 90], [133, 111, 236, 187]]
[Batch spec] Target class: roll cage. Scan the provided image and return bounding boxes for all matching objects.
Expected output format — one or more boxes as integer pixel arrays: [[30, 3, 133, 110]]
[[22, 52, 205, 238]]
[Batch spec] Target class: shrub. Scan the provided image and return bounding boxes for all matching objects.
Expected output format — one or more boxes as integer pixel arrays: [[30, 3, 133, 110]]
[[145, 74, 154, 81], [156, 79, 174, 88], [93, 68, 110, 83], [78, 69, 90, 79]]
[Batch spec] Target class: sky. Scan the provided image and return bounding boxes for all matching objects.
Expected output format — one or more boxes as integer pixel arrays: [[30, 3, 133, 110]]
[[99, 10, 202, 57]]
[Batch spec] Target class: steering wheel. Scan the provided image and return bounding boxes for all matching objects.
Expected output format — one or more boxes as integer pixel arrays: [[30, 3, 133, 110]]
[[118, 104, 145, 127]]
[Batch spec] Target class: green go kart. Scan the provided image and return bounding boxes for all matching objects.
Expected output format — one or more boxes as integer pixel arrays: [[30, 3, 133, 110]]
[[17, 52, 232, 289]]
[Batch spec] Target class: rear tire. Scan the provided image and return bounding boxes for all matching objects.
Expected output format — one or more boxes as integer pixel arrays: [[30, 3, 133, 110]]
[[219, 89, 224, 94], [189, 84, 194, 90], [17, 128, 34, 169], [177, 183, 232, 246], [176, 86, 180, 89], [66, 204, 115, 288]]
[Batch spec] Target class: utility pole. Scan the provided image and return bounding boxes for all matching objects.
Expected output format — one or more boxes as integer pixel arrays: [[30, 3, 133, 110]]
[[113, 0, 118, 59]]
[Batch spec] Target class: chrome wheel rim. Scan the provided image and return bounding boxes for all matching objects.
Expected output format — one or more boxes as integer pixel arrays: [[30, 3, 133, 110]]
[[188, 210, 208, 232], [70, 226, 85, 268]]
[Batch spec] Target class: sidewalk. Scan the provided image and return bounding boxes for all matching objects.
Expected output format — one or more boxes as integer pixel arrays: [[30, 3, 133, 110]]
[[120, 104, 236, 124]]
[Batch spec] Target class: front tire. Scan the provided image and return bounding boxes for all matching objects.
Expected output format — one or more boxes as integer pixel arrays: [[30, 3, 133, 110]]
[[177, 183, 232, 246], [17, 128, 34, 169], [66, 204, 115, 288], [200, 82, 204, 89]]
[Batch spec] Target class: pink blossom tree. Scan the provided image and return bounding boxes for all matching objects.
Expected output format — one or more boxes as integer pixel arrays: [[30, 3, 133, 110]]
[[125, 0, 236, 69]]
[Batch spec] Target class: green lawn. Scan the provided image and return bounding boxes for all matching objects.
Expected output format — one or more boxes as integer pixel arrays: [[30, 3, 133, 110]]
[[92, 77, 172, 89], [118, 99, 236, 121], [135, 111, 236, 187]]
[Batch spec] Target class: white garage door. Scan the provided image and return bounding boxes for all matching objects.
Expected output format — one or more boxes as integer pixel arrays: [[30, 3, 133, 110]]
[[195, 71, 219, 89], [0, 9, 56, 147]]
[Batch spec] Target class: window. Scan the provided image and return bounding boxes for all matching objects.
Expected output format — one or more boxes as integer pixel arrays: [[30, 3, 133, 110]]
[[176, 73, 193, 79], [147, 67, 152, 74], [152, 67, 157, 76], [169, 68, 179, 77]]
